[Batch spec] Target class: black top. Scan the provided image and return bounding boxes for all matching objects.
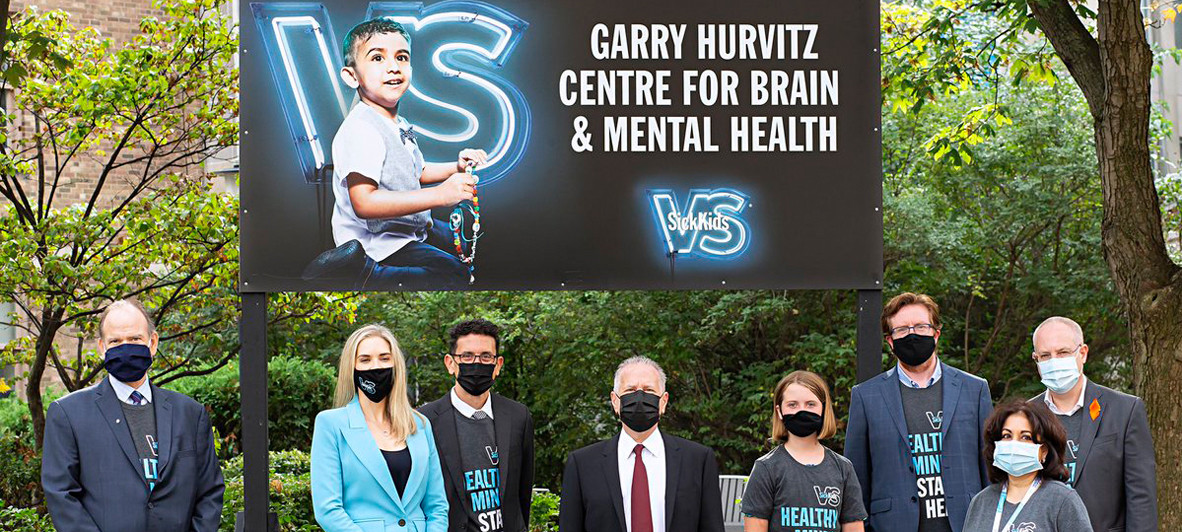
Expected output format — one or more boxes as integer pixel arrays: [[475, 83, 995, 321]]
[[382, 448, 412, 497]]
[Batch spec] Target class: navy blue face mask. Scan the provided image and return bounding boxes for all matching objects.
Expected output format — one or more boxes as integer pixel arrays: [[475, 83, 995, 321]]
[[103, 343, 153, 383]]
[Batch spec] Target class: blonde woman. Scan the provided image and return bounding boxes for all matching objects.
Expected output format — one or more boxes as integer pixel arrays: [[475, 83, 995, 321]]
[[311, 324, 448, 532], [742, 371, 867, 532]]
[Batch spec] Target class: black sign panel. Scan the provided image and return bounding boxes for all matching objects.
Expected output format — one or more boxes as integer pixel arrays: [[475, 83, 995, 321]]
[[240, 0, 882, 291]]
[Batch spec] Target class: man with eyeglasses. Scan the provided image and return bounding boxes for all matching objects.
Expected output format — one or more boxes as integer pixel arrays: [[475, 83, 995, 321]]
[[1028, 316, 1157, 532], [420, 319, 536, 532], [844, 292, 992, 532]]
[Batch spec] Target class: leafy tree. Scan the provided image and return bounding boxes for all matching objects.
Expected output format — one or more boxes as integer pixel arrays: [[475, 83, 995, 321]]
[[885, 0, 1182, 523], [0, 0, 357, 448]]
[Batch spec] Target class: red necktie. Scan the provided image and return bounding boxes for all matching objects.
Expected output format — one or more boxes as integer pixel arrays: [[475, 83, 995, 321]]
[[631, 443, 654, 532]]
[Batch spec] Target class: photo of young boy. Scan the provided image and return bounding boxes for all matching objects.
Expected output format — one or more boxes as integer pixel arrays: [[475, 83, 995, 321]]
[[303, 17, 486, 289]]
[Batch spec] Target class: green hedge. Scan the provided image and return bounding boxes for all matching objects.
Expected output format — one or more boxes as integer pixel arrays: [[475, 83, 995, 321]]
[[0, 503, 54, 532], [0, 396, 46, 510], [171, 355, 336, 456], [220, 450, 318, 532]]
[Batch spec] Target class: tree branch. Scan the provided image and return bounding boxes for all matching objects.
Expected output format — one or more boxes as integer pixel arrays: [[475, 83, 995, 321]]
[[1026, 0, 1104, 118]]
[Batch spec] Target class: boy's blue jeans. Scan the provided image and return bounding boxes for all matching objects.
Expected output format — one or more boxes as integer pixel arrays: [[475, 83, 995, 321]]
[[367, 220, 468, 289], [304, 219, 468, 289]]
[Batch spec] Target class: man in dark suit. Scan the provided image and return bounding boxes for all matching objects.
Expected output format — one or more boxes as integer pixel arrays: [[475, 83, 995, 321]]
[[1029, 316, 1157, 531], [844, 292, 992, 532], [41, 298, 224, 532], [420, 319, 535, 532], [558, 356, 724, 532]]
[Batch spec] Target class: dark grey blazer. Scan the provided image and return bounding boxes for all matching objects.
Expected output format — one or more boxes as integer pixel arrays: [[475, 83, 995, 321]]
[[557, 431, 725, 532], [1033, 380, 1157, 532], [419, 392, 535, 532], [41, 378, 224, 532]]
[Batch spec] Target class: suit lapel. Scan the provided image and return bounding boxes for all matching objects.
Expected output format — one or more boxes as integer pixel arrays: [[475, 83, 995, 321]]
[[342, 399, 406, 512], [1073, 381, 1103, 479], [432, 399, 471, 517], [939, 364, 962, 438], [405, 416, 428, 504], [600, 434, 627, 532], [492, 394, 512, 507], [879, 370, 910, 445], [662, 432, 681, 530], [153, 385, 173, 475], [94, 379, 147, 484]]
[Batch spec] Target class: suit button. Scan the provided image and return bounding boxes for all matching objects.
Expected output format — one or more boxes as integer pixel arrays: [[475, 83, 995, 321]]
[[910, 496, 917, 503], [399, 519, 406, 526]]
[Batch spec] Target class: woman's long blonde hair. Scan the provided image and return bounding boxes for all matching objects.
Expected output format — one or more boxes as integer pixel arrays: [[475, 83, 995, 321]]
[[333, 324, 419, 440]]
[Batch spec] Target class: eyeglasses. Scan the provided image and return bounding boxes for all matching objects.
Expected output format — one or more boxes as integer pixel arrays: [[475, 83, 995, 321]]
[[887, 323, 937, 339], [450, 352, 497, 364], [1032, 344, 1081, 363]]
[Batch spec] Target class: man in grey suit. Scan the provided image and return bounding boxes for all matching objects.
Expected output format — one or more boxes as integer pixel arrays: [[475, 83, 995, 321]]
[[41, 299, 224, 531], [419, 319, 536, 532], [1030, 316, 1157, 531]]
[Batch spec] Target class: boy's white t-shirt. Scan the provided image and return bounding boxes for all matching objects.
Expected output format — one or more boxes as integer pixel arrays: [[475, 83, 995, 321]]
[[330, 104, 428, 262]]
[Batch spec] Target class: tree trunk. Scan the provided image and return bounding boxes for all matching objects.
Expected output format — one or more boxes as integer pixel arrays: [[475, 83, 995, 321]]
[[27, 309, 62, 449], [1028, 0, 1182, 527]]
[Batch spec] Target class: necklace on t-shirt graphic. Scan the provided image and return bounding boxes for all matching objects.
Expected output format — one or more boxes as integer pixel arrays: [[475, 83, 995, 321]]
[[486, 445, 499, 465]]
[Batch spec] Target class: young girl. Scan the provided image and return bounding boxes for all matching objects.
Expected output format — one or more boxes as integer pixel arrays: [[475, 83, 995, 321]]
[[743, 371, 866, 532]]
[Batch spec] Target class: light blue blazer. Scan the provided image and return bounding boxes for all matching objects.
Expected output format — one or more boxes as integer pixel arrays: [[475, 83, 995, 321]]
[[312, 398, 449, 532]]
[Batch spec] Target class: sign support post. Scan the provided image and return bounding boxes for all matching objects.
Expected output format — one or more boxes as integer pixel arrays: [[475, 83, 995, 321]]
[[237, 292, 276, 532]]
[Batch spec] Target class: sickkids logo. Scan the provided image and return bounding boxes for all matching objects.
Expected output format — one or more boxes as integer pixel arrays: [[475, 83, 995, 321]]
[[251, 1, 531, 185], [813, 486, 840, 507], [647, 188, 751, 259], [926, 410, 943, 431]]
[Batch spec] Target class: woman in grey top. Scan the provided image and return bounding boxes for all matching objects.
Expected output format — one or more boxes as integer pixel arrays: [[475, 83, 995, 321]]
[[962, 400, 1092, 532]]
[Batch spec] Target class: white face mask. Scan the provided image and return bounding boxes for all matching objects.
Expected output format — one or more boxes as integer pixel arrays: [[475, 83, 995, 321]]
[[1037, 356, 1081, 394], [993, 440, 1045, 477]]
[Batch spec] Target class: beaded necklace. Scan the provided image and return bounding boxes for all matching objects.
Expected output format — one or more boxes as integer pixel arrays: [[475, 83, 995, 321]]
[[449, 164, 482, 284]]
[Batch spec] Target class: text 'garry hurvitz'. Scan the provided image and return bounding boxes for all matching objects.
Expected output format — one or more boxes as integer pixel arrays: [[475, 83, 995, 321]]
[[561, 23, 841, 153]]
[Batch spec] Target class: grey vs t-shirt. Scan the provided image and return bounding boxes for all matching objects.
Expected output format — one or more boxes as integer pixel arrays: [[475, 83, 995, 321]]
[[962, 480, 1093, 532], [741, 445, 867, 532]]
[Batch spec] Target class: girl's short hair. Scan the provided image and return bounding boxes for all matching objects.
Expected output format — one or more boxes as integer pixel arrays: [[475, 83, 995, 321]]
[[982, 399, 1070, 484], [770, 370, 837, 442]]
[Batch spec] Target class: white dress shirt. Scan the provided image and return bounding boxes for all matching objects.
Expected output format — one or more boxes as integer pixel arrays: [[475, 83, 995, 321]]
[[618, 428, 666, 532], [109, 375, 153, 405], [1043, 376, 1088, 416], [450, 387, 494, 419]]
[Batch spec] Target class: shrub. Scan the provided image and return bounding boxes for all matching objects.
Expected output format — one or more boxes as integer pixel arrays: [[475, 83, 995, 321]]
[[0, 395, 47, 510], [220, 450, 318, 532], [170, 355, 335, 456], [530, 491, 560, 532], [0, 502, 54, 532]]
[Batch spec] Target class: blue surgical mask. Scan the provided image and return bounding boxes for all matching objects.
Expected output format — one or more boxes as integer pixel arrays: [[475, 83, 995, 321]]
[[103, 343, 153, 383], [1037, 356, 1081, 394], [993, 440, 1044, 477]]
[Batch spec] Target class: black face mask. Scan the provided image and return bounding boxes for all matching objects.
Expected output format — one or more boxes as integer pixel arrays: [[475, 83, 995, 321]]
[[781, 410, 824, 438], [104, 343, 153, 383], [617, 390, 662, 433], [354, 367, 394, 403], [892, 333, 936, 367], [456, 362, 496, 396]]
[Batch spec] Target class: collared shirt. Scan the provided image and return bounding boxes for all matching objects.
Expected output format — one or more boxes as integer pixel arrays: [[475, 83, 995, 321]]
[[109, 375, 153, 405], [450, 387, 494, 420], [897, 359, 943, 389], [618, 428, 666, 532], [1043, 376, 1088, 416]]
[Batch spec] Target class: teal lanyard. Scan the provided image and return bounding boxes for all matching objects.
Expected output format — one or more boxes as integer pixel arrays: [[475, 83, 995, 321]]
[[991, 477, 1041, 532]]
